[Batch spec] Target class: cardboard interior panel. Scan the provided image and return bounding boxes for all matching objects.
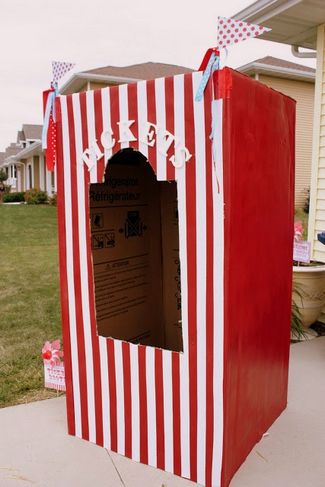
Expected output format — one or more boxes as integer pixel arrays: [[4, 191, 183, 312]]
[[89, 150, 182, 351], [160, 183, 183, 351]]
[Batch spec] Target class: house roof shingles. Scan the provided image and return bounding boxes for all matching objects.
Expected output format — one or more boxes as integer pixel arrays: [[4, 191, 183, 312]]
[[21, 124, 42, 141], [251, 56, 315, 74], [82, 61, 193, 80], [4, 143, 21, 159]]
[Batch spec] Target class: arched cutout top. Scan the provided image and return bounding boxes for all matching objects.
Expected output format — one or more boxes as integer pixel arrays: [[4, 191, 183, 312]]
[[90, 148, 183, 352]]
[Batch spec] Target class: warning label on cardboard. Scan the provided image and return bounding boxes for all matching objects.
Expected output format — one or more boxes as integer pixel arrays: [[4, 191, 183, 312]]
[[90, 161, 164, 346], [90, 157, 183, 351]]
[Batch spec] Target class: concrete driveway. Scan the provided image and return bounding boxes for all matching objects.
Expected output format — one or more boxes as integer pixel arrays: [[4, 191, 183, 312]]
[[1, 337, 324, 487]]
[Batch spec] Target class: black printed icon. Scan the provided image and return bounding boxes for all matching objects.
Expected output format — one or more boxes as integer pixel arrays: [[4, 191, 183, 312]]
[[92, 213, 104, 229], [125, 211, 143, 238], [105, 232, 115, 248], [92, 235, 105, 249]]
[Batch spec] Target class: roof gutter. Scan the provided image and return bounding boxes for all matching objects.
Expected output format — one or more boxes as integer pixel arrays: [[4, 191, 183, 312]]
[[239, 61, 315, 81], [12, 141, 42, 161], [60, 72, 142, 94], [291, 45, 317, 58], [233, 0, 301, 23]]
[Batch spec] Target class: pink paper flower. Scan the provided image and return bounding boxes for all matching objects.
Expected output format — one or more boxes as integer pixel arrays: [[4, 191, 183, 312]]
[[42, 340, 64, 367], [294, 222, 304, 242]]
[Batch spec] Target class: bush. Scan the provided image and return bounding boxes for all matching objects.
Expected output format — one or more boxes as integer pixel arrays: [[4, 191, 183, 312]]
[[24, 189, 48, 205], [49, 193, 57, 206], [303, 187, 310, 214], [0, 168, 7, 183], [3, 192, 25, 203]]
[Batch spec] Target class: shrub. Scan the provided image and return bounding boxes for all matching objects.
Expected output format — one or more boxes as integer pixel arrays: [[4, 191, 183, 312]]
[[49, 193, 57, 206], [303, 187, 310, 214], [3, 192, 25, 203], [24, 189, 48, 205], [0, 168, 7, 183]]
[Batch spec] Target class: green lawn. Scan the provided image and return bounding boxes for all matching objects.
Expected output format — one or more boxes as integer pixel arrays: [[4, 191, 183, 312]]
[[0, 205, 62, 407]]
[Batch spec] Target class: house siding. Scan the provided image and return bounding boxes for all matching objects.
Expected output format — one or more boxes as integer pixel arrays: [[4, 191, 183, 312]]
[[308, 24, 325, 263], [259, 74, 314, 209]]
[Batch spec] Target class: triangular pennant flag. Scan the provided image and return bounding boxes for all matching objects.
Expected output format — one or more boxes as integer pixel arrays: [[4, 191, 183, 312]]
[[42, 88, 57, 171], [217, 16, 271, 49], [52, 61, 75, 83]]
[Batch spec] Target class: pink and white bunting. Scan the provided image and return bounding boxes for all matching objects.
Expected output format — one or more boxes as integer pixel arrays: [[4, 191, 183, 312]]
[[217, 16, 271, 49], [52, 61, 75, 84]]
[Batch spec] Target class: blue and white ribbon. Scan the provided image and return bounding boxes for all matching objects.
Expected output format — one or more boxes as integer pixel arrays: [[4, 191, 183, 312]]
[[42, 84, 58, 150], [195, 52, 220, 102]]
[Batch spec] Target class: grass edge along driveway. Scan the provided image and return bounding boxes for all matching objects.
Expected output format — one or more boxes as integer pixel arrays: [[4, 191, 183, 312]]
[[0, 205, 62, 407]]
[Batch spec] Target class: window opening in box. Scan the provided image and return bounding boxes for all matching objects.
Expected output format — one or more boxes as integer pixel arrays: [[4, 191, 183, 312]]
[[89, 148, 183, 352]]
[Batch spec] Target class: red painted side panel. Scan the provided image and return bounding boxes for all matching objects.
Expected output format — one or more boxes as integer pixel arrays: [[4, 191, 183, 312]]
[[218, 69, 296, 486]]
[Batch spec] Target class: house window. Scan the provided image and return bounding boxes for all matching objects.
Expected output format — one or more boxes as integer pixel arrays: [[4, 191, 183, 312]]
[[28, 165, 32, 189], [89, 149, 183, 352], [51, 170, 55, 189], [14, 165, 17, 178]]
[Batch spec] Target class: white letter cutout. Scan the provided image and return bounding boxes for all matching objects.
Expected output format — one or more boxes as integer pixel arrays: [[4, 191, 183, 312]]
[[117, 120, 137, 143], [100, 128, 115, 150]]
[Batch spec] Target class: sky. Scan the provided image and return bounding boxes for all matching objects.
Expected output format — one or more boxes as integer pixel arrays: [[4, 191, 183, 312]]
[[0, 0, 316, 152]]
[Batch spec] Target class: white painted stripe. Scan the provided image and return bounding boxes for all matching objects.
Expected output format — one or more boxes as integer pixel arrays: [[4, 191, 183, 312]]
[[114, 340, 125, 455], [146, 346, 157, 468], [155, 77, 167, 181], [72, 93, 96, 444], [137, 81, 148, 158], [99, 336, 110, 449], [163, 351, 173, 473], [60, 96, 81, 438], [46, 167, 52, 195], [118, 84, 129, 149], [101, 88, 113, 171], [193, 71, 207, 486], [39, 154, 44, 191], [86, 90, 97, 183], [174, 74, 190, 479], [211, 99, 224, 486], [130, 344, 140, 462]]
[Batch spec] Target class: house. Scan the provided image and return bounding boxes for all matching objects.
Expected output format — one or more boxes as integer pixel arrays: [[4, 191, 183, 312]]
[[238, 56, 315, 208], [233, 0, 325, 263], [0, 143, 21, 190], [1, 63, 192, 196], [59, 61, 193, 95], [0, 124, 56, 195]]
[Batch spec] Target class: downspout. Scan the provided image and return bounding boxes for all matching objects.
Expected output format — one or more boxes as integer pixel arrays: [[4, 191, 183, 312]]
[[291, 45, 317, 59]]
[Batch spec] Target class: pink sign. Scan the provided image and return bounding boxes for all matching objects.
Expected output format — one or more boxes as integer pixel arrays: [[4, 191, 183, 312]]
[[44, 363, 66, 391], [293, 241, 311, 263]]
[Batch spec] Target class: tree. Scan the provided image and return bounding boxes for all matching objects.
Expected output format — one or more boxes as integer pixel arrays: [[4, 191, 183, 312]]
[[0, 168, 7, 183]]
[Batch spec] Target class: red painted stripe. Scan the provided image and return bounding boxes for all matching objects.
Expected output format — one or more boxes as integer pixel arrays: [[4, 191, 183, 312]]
[[79, 91, 104, 447], [109, 86, 120, 157], [127, 83, 138, 151], [204, 79, 214, 487], [55, 98, 75, 436], [165, 76, 175, 181], [122, 342, 132, 458], [146, 79, 157, 174], [155, 349, 165, 470], [107, 339, 118, 451], [184, 74, 198, 482], [172, 352, 181, 476], [66, 95, 89, 440], [93, 89, 104, 182], [138, 346, 148, 463]]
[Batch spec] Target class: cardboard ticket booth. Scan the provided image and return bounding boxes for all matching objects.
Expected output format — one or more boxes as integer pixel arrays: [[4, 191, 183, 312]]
[[55, 68, 295, 487]]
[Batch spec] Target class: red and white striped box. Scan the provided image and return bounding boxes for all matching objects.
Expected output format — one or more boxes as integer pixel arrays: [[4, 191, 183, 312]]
[[55, 68, 295, 487]]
